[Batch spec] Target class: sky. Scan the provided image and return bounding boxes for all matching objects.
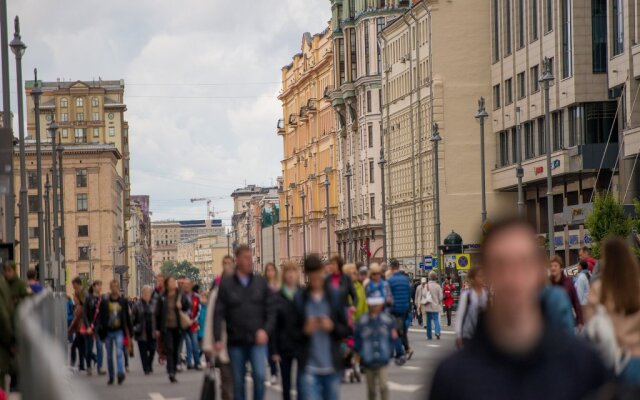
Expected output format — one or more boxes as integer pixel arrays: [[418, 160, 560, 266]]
[[7, 0, 330, 224]]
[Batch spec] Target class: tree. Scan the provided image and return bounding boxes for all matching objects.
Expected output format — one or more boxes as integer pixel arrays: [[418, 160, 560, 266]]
[[584, 192, 631, 258], [160, 260, 202, 286]]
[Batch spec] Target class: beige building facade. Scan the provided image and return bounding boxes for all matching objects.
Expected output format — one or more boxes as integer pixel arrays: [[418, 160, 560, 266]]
[[278, 27, 338, 264], [151, 221, 180, 271], [177, 233, 229, 287]]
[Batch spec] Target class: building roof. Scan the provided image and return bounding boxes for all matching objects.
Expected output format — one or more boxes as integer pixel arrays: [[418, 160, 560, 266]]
[[25, 79, 125, 91], [17, 142, 122, 159]]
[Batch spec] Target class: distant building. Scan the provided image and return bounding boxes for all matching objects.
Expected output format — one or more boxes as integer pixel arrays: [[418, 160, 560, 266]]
[[127, 195, 152, 296]]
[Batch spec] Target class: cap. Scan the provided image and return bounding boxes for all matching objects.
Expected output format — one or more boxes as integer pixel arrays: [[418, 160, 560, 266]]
[[421, 277, 427, 284], [359, 266, 368, 274], [367, 296, 385, 306]]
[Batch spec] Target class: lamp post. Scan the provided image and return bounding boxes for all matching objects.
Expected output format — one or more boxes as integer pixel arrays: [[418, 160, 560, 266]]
[[48, 118, 61, 290], [285, 198, 290, 259], [226, 230, 230, 255], [300, 187, 307, 259], [31, 70, 46, 280], [515, 107, 525, 217], [539, 57, 555, 256], [58, 143, 66, 279], [345, 162, 353, 263], [430, 123, 442, 282], [10, 17, 30, 278], [44, 174, 51, 280], [270, 206, 276, 263], [258, 214, 263, 270], [475, 97, 489, 224], [324, 173, 331, 259], [378, 148, 388, 264]]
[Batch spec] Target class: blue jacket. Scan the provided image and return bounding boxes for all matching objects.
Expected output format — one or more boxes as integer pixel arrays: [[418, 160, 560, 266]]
[[354, 312, 395, 368], [388, 272, 412, 315], [540, 285, 575, 336]]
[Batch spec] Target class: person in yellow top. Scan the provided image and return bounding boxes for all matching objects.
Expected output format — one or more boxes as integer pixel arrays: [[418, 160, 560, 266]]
[[343, 264, 368, 322]]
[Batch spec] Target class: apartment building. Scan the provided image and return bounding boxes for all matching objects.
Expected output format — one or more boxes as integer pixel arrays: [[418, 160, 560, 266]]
[[177, 233, 229, 288], [490, 0, 626, 264], [278, 26, 338, 264], [329, 0, 410, 263], [127, 195, 152, 296], [151, 221, 180, 271], [380, 0, 514, 273]]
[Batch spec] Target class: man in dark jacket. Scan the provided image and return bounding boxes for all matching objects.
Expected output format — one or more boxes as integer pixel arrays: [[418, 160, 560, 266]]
[[214, 245, 275, 400], [387, 259, 412, 361], [84, 280, 105, 376], [2, 262, 27, 308], [97, 279, 132, 385], [132, 285, 156, 374], [296, 254, 351, 400], [429, 218, 609, 400]]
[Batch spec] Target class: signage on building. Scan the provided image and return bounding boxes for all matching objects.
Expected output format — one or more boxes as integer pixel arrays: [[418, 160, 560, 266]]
[[534, 160, 561, 175], [445, 254, 471, 271]]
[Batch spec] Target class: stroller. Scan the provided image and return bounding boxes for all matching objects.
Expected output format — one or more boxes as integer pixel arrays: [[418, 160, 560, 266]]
[[342, 307, 362, 383]]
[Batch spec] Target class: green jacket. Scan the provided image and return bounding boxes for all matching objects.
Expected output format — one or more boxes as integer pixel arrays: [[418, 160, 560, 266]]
[[0, 276, 15, 380], [7, 276, 28, 307], [353, 281, 368, 323]]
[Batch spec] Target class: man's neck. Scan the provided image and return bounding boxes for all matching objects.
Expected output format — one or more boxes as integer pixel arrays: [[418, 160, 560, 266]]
[[487, 303, 543, 355], [237, 270, 250, 279], [110, 293, 120, 300]]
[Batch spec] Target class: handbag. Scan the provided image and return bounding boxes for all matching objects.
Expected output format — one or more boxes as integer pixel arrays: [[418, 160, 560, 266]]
[[179, 309, 193, 330], [200, 368, 217, 400]]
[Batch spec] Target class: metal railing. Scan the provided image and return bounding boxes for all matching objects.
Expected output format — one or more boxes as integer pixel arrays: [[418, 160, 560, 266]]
[[16, 290, 96, 400]]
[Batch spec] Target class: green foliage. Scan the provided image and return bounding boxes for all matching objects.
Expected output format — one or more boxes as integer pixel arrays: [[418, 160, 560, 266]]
[[160, 260, 202, 286], [584, 192, 631, 258]]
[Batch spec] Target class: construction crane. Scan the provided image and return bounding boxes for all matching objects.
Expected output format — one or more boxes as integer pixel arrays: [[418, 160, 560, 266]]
[[190, 197, 228, 227]]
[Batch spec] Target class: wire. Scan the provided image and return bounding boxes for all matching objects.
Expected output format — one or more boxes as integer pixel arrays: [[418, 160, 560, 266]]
[[622, 82, 640, 202], [127, 81, 279, 86], [127, 95, 264, 99]]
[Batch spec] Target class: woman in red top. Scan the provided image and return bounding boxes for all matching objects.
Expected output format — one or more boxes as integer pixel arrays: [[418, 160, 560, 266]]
[[442, 277, 456, 326]]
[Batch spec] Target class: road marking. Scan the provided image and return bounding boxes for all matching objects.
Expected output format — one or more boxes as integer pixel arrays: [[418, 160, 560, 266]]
[[408, 328, 455, 335], [148, 393, 185, 400], [402, 365, 421, 371], [427, 344, 440, 348], [388, 381, 422, 392]]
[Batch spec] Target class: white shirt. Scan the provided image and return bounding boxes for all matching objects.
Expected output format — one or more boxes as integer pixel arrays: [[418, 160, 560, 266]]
[[455, 288, 488, 340]]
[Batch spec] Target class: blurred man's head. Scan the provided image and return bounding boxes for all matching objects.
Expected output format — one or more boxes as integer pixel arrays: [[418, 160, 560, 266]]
[[27, 269, 37, 281], [109, 279, 120, 296], [326, 256, 343, 275], [390, 259, 400, 271], [428, 271, 437, 282], [222, 255, 235, 274], [578, 246, 591, 261], [235, 245, 252, 274], [2, 262, 17, 281], [156, 273, 165, 289], [342, 263, 358, 284], [548, 255, 564, 283], [71, 276, 83, 293], [480, 218, 545, 317], [282, 261, 300, 288], [305, 254, 325, 292], [184, 279, 193, 293], [92, 280, 102, 294], [358, 266, 368, 283], [141, 285, 152, 302]]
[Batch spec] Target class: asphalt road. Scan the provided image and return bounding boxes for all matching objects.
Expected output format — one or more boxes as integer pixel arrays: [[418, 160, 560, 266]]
[[80, 319, 456, 400]]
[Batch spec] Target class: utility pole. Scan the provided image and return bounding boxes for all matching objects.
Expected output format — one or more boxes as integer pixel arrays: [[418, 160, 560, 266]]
[[270, 207, 276, 263], [379, 148, 388, 264], [44, 175, 51, 280], [58, 144, 66, 278], [284, 198, 290, 259], [32, 70, 46, 281], [49, 119, 61, 290], [324, 172, 331, 259], [300, 187, 307, 259], [516, 107, 525, 217], [475, 97, 489, 224], [540, 57, 555, 256], [345, 162, 353, 263], [430, 124, 442, 282]]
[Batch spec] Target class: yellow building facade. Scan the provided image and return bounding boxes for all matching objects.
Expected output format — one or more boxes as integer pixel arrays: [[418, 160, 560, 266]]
[[278, 27, 338, 263]]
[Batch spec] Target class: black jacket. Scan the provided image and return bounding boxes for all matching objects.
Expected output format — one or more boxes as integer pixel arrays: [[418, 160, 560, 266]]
[[270, 288, 304, 359], [132, 299, 156, 342], [154, 292, 184, 334], [83, 292, 101, 329], [294, 288, 351, 372], [97, 294, 132, 341], [213, 273, 275, 346], [428, 316, 610, 400], [325, 273, 357, 312]]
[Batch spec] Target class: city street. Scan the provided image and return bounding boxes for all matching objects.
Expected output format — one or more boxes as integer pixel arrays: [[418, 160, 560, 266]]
[[82, 323, 456, 400]]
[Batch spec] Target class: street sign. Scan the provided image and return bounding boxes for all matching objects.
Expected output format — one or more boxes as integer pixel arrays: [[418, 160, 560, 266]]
[[455, 254, 471, 270], [424, 255, 433, 268], [419, 262, 425, 270]]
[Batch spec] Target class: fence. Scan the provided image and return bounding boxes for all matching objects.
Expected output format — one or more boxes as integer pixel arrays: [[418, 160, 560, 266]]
[[16, 290, 95, 400]]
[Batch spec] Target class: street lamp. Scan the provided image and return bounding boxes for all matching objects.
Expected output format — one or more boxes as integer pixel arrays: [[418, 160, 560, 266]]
[[1, 0, 16, 249], [345, 162, 353, 262], [48, 118, 61, 290], [58, 143, 66, 276], [270, 206, 276, 263], [31, 71, 48, 282], [539, 56, 555, 256], [300, 187, 307, 259], [323, 169, 331, 259], [10, 16, 30, 279], [378, 148, 388, 264], [44, 174, 51, 280], [430, 123, 442, 282], [284, 197, 290, 259], [475, 97, 489, 224], [226, 230, 231, 255], [515, 107, 525, 217]]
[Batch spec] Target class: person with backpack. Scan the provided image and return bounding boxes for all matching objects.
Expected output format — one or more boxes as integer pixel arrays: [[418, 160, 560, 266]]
[[574, 260, 590, 306], [387, 260, 412, 360], [415, 272, 443, 340], [585, 237, 640, 384], [455, 268, 488, 349]]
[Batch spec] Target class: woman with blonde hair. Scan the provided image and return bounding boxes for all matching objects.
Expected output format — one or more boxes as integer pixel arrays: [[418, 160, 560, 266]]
[[263, 262, 280, 385], [343, 263, 368, 322]]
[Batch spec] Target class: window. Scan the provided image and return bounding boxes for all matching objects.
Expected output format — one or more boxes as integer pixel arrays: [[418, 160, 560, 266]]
[[530, 0, 539, 41], [504, 0, 512, 56], [62, 128, 68, 138], [75, 128, 87, 143], [511, 128, 518, 164], [568, 105, 584, 147], [77, 193, 88, 211], [364, 20, 370, 76], [584, 101, 618, 144], [493, 84, 501, 109], [91, 97, 99, 107], [78, 246, 90, 261], [76, 169, 87, 188], [561, 0, 573, 79], [517, 0, 525, 49], [366, 91, 372, 113], [552, 110, 564, 150], [61, 113, 68, 122], [612, 0, 624, 56], [368, 125, 373, 148], [505, 78, 513, 105], [30, 249, 39, 263], [499, 131, 510, 166], [76, 112, 84, 121], [28, 227, 38, 239], [93, 128, 99, 138], [76, 97, 84, 107], [78, 225, 89, 237], [369, 160, 375, 183], [108, 127, 115, 137], [377, 18, 385, 73], [28, 171, 37, 189], [538, 117, 546, 155], [545, 0, 553, 33], [530, 65, 540, 93], [492, 0, 500, 61], [28, 195, 38, 213], [350, 29, 357, 82], [592, 0, 607, 72], [92, 112, 100, 121], [338, 38, 345, 85], [517, 72, 526, 99], [370, 195, 376, 219], [60, 98, 68, 108], [524, 122, 535, 159]]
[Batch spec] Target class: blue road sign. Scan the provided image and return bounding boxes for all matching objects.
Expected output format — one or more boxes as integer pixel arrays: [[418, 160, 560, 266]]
[[424, 255, 433, 268]]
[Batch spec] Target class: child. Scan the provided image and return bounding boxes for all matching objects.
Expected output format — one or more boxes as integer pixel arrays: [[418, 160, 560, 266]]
[[354, 296, 398, 400]]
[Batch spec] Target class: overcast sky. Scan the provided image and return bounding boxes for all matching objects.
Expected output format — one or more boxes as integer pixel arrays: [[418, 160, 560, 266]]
[[7, 0, 330, 224]]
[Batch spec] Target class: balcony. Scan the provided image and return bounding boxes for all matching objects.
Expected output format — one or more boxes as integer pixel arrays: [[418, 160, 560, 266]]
[[299, 106, 309, 121], [492, 143, 619, 190], [288, 114, 298, 126], [277, 118, 285, 136], [307, 98, 318, 113]]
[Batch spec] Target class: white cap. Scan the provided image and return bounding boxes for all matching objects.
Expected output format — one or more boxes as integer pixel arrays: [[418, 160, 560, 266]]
[[367, 296, 385, 306], [421, 277, 427, 284]]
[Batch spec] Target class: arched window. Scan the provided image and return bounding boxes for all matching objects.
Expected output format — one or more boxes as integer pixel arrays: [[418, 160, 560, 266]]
[[91, 97, 99, 107], [76, 97, 84, 107], [60, 98, 68, 108]]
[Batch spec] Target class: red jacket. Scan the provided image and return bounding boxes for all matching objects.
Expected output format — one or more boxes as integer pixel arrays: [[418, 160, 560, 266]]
[[190, 294, 201, 333], [584, 257, 597, 272], [442, 284, 455, 308], [553, 274, 584, 325]]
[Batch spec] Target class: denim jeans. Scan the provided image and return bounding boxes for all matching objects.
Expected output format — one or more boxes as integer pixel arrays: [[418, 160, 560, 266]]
[[184, 330, 200, 368], [95, 336, 104, 369], [280, 356, 304, 400], [105, 330, 124, 379], [621, 357, 640, 385], [302, 372, 341, 400], [426, 311, 441, 340], [229, 344, 267, 400]]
